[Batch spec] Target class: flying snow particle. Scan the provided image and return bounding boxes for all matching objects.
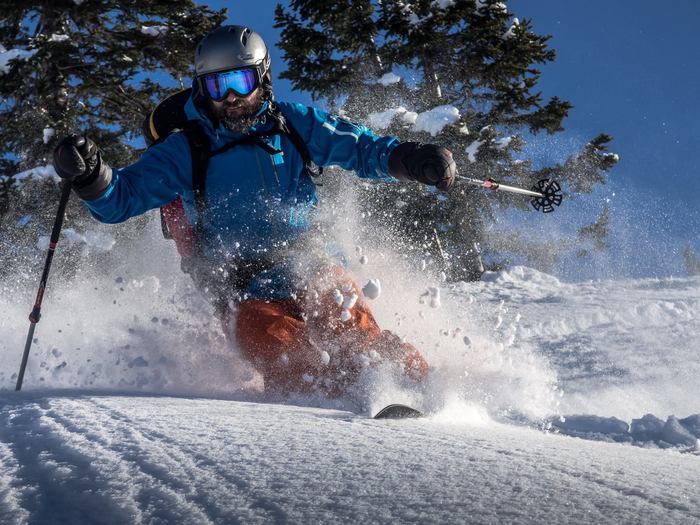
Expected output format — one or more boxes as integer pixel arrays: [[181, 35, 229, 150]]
[[302, 373, 315, 384], [320, 351, 331, 366], [463, 336, 472, 346], [333, 289, 343, 306], [340, 309, 352, 322], [359, 255, 369, 265], [16, 215, 32, 227], [43, 127, 55, 144], [362, 279, 381, 300], [428, 286, 441, 308], [342, 293, 358, 310]]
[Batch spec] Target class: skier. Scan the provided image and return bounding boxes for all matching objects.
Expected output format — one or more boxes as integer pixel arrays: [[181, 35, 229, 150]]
[[52, 25, 457, 396]]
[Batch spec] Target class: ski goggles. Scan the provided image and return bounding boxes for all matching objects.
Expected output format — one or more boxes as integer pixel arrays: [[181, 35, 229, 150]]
[[200, 68, 259, 101]]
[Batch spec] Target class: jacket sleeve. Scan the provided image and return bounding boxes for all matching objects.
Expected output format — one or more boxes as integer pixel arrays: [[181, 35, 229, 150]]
[[278, 102, 400, 180], [84, 132, 192, 224]]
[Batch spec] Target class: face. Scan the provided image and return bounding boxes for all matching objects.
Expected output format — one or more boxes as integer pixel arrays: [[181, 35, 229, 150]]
[[208, 87, 264, 133]]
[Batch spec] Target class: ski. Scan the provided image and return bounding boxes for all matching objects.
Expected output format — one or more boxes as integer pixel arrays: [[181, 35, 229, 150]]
[[373, 404, 424, 419]]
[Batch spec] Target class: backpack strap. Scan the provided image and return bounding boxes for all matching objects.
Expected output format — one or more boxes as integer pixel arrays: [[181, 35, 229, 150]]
[[268, 106, 323, 182], [182, 123, 212, 250]]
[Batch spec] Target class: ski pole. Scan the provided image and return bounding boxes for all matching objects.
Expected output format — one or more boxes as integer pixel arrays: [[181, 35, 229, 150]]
[[15, 179, 72, 391], [456, 175, 563, 213]]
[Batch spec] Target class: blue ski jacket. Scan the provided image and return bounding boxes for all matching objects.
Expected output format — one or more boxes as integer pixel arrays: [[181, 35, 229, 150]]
[[84, 93, 400, 297]]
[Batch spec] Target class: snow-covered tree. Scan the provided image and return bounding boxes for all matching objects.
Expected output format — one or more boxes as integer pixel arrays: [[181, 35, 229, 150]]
[[0, 0, 225, 169], [275, 0, 618, 278], [0, 1, 225, 275]]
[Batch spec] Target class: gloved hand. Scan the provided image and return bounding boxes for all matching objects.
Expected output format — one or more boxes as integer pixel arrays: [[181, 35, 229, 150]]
[[388, 142, 457, 190], [53, 135, 112, 200]]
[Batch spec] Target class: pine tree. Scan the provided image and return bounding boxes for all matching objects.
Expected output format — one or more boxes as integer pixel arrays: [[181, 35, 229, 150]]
[[275, 0, 618, 279], [0, 1, 225, 275], [1, 1, 225, 169]]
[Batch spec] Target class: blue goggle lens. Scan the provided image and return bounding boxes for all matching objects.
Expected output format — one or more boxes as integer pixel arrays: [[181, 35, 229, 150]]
[[203, 68, 258, 101]]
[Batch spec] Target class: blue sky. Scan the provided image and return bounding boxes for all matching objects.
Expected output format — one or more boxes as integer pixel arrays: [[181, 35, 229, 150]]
[[205, 1, 698, 277]]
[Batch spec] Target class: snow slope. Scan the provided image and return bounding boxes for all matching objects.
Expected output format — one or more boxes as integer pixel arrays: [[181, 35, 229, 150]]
[[0, 394, 698, 524], [1, 221, 699, 522]]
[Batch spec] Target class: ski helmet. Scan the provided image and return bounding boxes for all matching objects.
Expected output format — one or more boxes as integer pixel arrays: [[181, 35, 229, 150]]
[[195, 25, 273, 100]]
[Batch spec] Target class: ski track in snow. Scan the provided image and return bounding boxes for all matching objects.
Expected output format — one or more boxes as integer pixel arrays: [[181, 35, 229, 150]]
[[0, 394, 698, 524]]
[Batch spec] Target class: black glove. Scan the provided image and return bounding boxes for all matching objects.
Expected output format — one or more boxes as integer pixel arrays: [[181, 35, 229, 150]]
[[388, 142, 457, 190], [53, 135, 112, 200]]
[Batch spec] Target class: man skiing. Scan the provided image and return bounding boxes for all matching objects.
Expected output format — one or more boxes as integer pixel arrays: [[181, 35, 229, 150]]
[[52, 25, 457, 396]]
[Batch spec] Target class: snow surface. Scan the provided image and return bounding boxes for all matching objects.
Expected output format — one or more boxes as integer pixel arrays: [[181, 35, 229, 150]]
[[0, 394, 697, 524], [1, 218, 699, 521]]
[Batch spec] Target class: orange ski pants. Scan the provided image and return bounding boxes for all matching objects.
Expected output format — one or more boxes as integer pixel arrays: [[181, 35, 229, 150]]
[[229, 271, 428, 396]]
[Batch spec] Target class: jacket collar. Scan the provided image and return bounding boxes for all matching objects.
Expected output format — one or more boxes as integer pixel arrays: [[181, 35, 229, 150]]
[[184, 86, 273, 145]]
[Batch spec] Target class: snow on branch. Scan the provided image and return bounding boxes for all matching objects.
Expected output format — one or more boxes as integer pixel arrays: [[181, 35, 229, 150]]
[[367, 105, 460, 136], [0, 45, 37, 74], [140, 25, 169, 37]]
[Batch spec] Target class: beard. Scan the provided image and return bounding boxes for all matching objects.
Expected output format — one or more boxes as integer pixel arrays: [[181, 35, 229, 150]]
[[211, 89, 264, 133]]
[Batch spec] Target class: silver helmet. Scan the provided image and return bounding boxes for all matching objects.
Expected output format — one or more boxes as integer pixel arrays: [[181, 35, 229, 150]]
[[195, 25, 273, 98]]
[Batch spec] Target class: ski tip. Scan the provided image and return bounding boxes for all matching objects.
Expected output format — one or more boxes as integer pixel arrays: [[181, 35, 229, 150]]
[[373, 404, 424, 420]]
